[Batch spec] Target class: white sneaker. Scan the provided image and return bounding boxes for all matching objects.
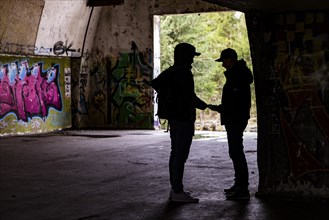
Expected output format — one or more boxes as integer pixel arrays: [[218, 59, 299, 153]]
[[169, 191, 199, 203]]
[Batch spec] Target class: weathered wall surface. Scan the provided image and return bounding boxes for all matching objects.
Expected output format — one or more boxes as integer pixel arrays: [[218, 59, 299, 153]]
[[246, 11, 329, 198], [0, 0, 44, 55], [80, 0, 226, 129], [0, 0, 225, 131], [35, 0, 91, 57], [0, 0, 101, 135], [69, 6, 102, 129]]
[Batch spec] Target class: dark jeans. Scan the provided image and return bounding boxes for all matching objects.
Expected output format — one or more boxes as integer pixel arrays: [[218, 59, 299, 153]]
[[169, 120, 194, 193], [225, 121, 249, 189]]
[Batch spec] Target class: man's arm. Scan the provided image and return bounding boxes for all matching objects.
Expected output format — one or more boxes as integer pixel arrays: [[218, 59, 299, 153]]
[[208, 104, 222, 113], [193, 94, 208, 110]]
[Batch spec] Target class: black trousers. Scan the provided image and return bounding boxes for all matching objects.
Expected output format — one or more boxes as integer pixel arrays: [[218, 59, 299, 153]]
[[225, 121, 249, 189], [169, 120, 194, 193]]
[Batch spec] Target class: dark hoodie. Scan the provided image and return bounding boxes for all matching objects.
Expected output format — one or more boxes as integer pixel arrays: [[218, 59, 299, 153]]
[[218, 59, 253, 125], [152, 64, 207, 122]]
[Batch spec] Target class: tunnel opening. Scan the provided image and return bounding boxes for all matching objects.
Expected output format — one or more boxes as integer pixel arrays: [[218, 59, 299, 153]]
[[152, 10, 259, 195], [153, 11, 257, 132]]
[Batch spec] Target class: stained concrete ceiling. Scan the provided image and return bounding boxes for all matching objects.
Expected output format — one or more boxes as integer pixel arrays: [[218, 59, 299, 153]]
[[87, 0, 329, 13], [87, 0, 124, 6], [203, 0, 329, 13]]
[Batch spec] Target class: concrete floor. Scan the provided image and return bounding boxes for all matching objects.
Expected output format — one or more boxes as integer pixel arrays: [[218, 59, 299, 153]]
[[0, 130, 328, 220]]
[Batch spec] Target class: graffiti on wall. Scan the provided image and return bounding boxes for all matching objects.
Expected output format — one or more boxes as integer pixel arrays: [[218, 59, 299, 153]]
[[72, 41, 153, 128], [88, 50, 107, 122], [0, 59, 62, 122], [271, 12, 329, 178], [106, 42, 153, 128], [85, 42, 153, 128], [64, 68, 71, 97], [78, 51, 90, 115], [0, 40, 81, 57], [108, 51, 153, 128]]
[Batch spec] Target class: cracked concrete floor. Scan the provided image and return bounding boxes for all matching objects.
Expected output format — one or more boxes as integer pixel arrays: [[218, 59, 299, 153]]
[[0, 130, 328, 220]]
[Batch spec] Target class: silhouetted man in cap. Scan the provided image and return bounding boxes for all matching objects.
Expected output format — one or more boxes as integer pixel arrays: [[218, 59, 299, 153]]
[[151, 43, 207, 203], [209, 48, 253, 200]]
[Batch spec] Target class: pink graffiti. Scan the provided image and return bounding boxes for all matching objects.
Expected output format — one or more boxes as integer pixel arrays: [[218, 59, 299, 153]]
[[0, 60, 62, 121]]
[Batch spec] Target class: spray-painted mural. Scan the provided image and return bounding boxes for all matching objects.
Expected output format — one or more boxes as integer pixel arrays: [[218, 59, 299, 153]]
[[269, 12, 329, 179], [80, 43, 154, 129], [108, 49, 153, 128], [0, 60, 62, 121], [0, 56, 71, 135], [0, 40, 80, 57]]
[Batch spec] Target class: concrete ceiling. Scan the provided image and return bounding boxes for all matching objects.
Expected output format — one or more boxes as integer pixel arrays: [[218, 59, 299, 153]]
[[87, 0, 329, 13], [203, 0, 329, 13], [87, 0, 124, 7]]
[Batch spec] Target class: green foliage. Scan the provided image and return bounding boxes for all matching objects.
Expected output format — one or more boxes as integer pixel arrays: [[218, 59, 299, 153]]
[[160, 12, 257, 125]]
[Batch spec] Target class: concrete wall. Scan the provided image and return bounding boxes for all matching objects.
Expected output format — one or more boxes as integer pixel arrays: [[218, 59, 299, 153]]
[[0, 0, 224, 131], [80, 0, 226, 129], [246, 11, 329, 198], [0, 0, 101, 135]]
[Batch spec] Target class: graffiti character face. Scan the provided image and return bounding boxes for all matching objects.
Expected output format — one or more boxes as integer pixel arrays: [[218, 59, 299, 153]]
[[0, 65, 4, 80], [31, 64, 40, 78], [93, 91, 106, 106], [19, 60, 29, 80], [8, 62, 18, 85], [47, 67, 57, 83]]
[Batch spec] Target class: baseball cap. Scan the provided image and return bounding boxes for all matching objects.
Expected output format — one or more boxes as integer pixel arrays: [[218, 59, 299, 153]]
[[174, 43, 201, 57], [215, 48, 237, 62]]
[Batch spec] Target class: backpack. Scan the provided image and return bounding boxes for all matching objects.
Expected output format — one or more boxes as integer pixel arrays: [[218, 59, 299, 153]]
[[151, 67, 174, 121]]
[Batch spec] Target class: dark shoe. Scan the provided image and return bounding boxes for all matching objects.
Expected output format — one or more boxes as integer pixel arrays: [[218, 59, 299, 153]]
[[169, 189, 191, 200], [226, 189, 250, 201], [224, 185, 238, 194], [169, 191, 199, 203]]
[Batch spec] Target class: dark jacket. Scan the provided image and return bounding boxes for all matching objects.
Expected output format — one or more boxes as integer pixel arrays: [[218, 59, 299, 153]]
[[152, 65, 207, 122], [217, 59, 253, 125]]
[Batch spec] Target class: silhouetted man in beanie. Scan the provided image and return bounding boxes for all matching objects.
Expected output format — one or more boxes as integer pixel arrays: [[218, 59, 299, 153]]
[[209, 48, 253, 200]]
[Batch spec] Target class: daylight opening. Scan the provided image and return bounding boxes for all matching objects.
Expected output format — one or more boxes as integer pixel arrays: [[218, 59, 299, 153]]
[[153, 11, 257, 132]]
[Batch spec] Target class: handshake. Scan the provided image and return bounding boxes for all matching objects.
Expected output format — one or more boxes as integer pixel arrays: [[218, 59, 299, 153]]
[[207, 104, 222, 113]]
